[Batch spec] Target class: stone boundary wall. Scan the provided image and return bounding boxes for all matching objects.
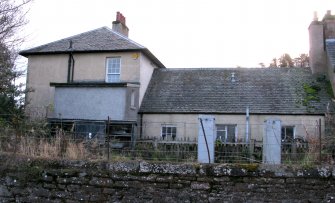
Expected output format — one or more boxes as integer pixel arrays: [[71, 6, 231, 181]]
[[0, 154, 335, 202]]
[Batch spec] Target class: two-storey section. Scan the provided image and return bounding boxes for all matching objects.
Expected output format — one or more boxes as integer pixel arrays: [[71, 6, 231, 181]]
[[20, 17, 164, 141]]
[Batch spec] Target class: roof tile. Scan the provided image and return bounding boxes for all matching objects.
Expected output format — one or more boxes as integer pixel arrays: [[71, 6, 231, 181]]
[[139, 68, 333, 115], [20, 27, 145, 55]]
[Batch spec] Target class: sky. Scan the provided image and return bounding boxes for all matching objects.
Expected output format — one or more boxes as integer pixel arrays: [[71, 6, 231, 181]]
[[21, 0, 334, 68]]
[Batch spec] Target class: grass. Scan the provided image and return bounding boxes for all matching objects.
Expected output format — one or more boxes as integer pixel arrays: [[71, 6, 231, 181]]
[[1, 119, 333, 165], [1, 130, 91, 160]]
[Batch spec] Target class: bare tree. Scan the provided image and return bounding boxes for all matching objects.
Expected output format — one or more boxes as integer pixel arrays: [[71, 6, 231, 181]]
[[0, 0, 32, 46], [0, 0, 32, 122]]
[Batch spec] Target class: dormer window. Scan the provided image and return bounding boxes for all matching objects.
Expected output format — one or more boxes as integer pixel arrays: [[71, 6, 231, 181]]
[[106, 57, 121, 82]]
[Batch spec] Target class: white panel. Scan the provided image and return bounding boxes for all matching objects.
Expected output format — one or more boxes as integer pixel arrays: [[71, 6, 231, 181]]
[[198, 115, 216, 163], [54, 87, 126, 120], [263, 119, 282, 164]]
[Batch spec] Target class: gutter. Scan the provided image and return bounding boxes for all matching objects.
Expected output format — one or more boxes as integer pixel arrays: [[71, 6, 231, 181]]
[[137, 111, 327, 116], [19, 49, 166, 69], [50, 82, 140, 88]]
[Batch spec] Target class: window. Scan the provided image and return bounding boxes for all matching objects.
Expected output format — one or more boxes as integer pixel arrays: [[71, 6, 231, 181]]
[[106, 57, 121, 82], [281, 126, 295, 143], [216, 124, 237, 143], [161, 125, 177, 140], [130, 90, 135, 108]]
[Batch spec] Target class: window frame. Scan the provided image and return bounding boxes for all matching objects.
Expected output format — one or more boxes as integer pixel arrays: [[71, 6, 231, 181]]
[[161, 124, 177, 140], [105, 57, 121, 83], [281, 126, 295, 143], [216, 124, 237, 143]]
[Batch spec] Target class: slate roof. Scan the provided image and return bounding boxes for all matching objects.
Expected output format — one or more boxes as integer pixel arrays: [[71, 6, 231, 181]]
[[19, 26, 165, 68], [139, 68, 333, 115], [326, 39, 335, 68]]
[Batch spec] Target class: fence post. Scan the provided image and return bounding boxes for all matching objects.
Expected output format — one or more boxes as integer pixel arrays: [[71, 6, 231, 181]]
[[319, 118, 322, 164], [291, 139, 297, 161], [106, 116, 110, 161], [249, 139, 255, 162]]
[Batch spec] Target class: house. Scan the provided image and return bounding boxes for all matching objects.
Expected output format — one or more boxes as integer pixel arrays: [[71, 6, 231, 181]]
[[20, 12, 165, 139], [138, 10, 335, 143], [20, 11, 334, 144], [139, 67, 332, 142]]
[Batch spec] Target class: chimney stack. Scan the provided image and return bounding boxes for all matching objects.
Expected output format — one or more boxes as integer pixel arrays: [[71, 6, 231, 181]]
[[308, 10, 335, 74], [313, 11, 318, 21], [323, 10, 335, 39], [112, 11, 129, 37]]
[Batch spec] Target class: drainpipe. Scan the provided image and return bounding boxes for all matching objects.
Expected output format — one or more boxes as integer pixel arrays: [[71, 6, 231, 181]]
[[71, 54, 75, 82], [67, 40, 75, 83], [67, 54, 72, 83]]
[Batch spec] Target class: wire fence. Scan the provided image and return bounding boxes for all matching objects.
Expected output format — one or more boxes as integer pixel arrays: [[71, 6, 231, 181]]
[[0, 115, 334, 165]]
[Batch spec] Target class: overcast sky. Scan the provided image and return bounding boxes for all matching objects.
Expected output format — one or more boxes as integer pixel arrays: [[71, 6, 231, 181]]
[[21, 0, 334, 68]]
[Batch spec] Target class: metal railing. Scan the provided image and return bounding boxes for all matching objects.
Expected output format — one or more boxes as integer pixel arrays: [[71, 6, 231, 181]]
[[0, 117, 334, 165]]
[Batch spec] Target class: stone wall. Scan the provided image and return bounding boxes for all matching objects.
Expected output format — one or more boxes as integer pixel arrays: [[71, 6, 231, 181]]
[[0, 154, 335, 202]]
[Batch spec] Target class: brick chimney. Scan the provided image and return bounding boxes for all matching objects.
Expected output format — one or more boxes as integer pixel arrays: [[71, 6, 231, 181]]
[[309, 10, 335, 74], [112, 12, 129, 37]]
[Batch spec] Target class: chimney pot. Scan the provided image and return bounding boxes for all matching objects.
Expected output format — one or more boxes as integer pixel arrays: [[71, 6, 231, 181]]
[[112, 11, 129, 37], [313, 11, 318, 21]]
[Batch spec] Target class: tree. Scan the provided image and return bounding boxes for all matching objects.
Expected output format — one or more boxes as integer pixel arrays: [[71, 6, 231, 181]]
[[0, 0, 32, 124], [268, 53, 310, 68], [278, 53, 294, 67], [294, 54, 309, 67], [0, 0, 32, 46], [269, 58, 278, 68]]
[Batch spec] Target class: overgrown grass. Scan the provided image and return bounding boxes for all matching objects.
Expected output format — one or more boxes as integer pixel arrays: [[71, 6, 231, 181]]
[[1, 118, 334, 165], [0, 130, 101, 160], [18, 134, 88, 160]]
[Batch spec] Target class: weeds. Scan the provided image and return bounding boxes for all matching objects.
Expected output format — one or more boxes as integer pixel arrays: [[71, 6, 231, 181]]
[[20, 135, 86, 160]]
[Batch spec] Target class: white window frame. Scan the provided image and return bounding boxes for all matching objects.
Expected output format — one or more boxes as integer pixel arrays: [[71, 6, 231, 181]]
[[161, 124, 177, 140], [106, 57, 121, 82], [216, 124, 237, 143]]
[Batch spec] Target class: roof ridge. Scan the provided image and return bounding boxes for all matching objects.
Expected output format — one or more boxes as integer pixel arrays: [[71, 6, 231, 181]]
[[104, 27, 146, 49], [159, 67, 311, 71], [20, 26, 146, 54], [21, 27, 108, 53]]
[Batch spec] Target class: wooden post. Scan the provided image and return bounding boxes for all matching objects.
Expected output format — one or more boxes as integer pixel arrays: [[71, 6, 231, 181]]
[[291, 139, 297, 161], [106, 116, 110, 161], [249, 139, 255, 162], [319, 118, 322, 164]]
